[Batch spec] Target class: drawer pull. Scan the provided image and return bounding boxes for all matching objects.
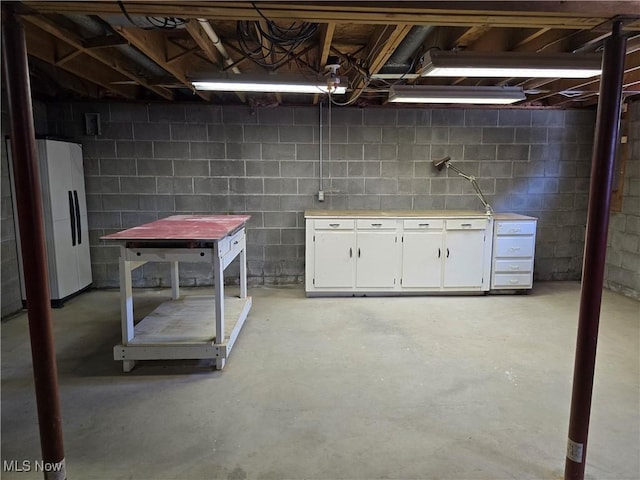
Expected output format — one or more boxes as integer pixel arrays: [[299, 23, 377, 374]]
[[509, 246, 521, 252], [418, 223, 430, 227], [509, 279, 520, 285], [461, 223, 472, 227], [509, 228, 521, 233], [509, 265, 520, 270], [329, 223, 340, 228], [371, 223, 382, 227]]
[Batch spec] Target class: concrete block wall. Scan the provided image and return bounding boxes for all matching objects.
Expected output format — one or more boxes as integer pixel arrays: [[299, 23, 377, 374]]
[[42, 101, 596, 289], [605, 99, 640, 299]]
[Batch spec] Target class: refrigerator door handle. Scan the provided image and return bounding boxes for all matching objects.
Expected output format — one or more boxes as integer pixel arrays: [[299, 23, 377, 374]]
[[73, 190, 81, 245], [68, 190, 76, 246]]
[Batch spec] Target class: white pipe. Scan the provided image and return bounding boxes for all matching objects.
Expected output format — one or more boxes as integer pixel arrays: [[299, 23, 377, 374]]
[[198, 19, 241, 74]]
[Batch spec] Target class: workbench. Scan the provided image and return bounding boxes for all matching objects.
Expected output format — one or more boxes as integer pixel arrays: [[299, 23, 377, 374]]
[[101, 215, 252, 371]]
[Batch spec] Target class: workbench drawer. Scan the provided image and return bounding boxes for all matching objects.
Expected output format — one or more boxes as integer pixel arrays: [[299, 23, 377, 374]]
[[493, 273, 533, 288], [495, 221, 536, 235], [403, 219, 443, 230], [493, 237, 535, 257], [314, 219, 355, 230], [446, 219, 487, 230], [356, 219, 397, 230], [494, 259, 533, 273]]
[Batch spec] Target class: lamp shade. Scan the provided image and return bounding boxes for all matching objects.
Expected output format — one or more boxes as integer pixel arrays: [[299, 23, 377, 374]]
[[388, 85, 526, 104], [421, 50, 602, 78]]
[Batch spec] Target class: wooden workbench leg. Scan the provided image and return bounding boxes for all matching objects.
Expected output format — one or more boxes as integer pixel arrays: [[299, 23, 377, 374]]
[[214, 246, 225, 369], [170, 261, 179, 300], [120, 246, 135, 372], [239, 236, 247, 299]]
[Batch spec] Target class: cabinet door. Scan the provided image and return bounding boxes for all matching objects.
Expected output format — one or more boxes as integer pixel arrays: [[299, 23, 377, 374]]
[[356, 231, 397, 288], [42, 140, 78, 299], [444, 230, 485, 288], [401, 231, 443, 287], [313, 231, 355, 288]]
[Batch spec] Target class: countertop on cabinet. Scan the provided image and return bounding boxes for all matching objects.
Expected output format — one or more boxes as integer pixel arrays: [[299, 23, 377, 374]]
[[492, 213, 538, 221], [304, 210, 491, 218]]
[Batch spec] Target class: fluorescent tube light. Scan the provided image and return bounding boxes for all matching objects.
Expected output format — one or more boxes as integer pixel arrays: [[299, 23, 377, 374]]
[[192, 79, 346, 94], [388, 85, 526, 105], [421, 51, 602, 78]]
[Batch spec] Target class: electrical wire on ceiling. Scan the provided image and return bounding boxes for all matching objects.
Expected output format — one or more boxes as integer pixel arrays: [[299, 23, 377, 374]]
[[235, 1, 318, 69], [117, 0, 186, 30]]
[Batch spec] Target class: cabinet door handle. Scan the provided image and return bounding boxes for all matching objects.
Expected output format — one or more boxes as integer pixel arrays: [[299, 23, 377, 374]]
[[74, 190, 81, 245], [329, 223, 340, 228], [446, 248, 450, 258], [358, 248, 361, 258], [68, 191, 76, 246], [438, 248, 441, 258], [349, 247, 352, 258]]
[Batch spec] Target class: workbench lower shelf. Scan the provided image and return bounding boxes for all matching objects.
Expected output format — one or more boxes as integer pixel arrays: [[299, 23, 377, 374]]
[[113, 295, 252, 372]]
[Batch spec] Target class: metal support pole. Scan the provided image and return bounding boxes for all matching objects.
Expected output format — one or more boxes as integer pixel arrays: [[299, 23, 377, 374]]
[[1, 6, 66, 479], [564, 21, 626, 480]]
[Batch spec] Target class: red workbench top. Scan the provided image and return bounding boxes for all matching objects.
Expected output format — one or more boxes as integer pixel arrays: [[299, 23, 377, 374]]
[[101, 215, 251, 242]]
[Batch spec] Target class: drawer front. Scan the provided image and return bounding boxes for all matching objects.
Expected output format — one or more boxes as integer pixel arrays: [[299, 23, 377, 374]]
[[496, 221, 536, 236], [446, 219, 487, 230], [494, 259, 533, 273], [494, 237, 535, 257], [314, 219, 355, 230], [403, 219, 444, 230], [493, 273, 532, 288], [356, 219, 397, 230]]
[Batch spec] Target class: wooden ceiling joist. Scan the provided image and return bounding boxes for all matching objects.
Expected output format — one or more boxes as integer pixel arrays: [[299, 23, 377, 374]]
[[110, 24, 210, 101], [22, 15, 174, 100], [185, 19, 223, 67], [22, 2, 640, 30], [24, 22, 139, 99]]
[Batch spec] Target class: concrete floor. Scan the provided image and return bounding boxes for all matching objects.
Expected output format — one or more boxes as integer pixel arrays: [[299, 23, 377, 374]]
[[1, 281, 638, 480]]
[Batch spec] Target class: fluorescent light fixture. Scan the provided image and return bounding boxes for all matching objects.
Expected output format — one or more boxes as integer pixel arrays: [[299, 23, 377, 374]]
[[388, 85, 526, 105], [192, 78, 346, 94], [421, 50, 602, 78]]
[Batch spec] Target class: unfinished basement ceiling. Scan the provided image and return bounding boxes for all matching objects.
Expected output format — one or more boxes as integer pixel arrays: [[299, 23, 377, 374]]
[[12, 1, 640, 108]]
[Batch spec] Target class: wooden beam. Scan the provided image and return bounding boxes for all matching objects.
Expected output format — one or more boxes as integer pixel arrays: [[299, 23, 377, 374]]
[[22, 2, 640, 29], [318, 22, 336, 69], [110, 24, 210, 100], [453, 26, 492, 49], [24, 22, 139, 99], [349, 23, 412, 102], [83, 34, 128, 49], [23, 15, 173, 100], [185, 19, 222, 66]]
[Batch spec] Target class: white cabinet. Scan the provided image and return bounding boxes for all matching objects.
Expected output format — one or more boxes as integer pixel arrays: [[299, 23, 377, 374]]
[[8, 139, 92, 306], [355, 219, 397, 288], [491, 215, 537, 290], [305, 211, 492, 295], [400, 219, 443, 288], [443, 219, 487, 289], [313, 219, 354, 288]]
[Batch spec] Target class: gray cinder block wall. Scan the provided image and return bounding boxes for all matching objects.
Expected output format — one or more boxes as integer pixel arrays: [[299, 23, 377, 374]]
[[605, 100, 640, 299], [41, 102, 597, 290]]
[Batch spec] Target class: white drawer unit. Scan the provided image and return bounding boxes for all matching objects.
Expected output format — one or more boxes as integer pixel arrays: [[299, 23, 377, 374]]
[[491, 215, 538, 291], [305, 210, 494, 296]]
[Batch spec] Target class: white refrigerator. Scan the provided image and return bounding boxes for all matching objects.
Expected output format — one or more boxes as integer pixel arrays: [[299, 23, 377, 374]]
[[8, 139, 92, 307]]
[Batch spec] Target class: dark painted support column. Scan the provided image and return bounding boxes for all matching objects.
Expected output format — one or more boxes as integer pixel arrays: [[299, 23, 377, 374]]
[[1, 6, 66, 479], [564, 21, 627, 480]]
